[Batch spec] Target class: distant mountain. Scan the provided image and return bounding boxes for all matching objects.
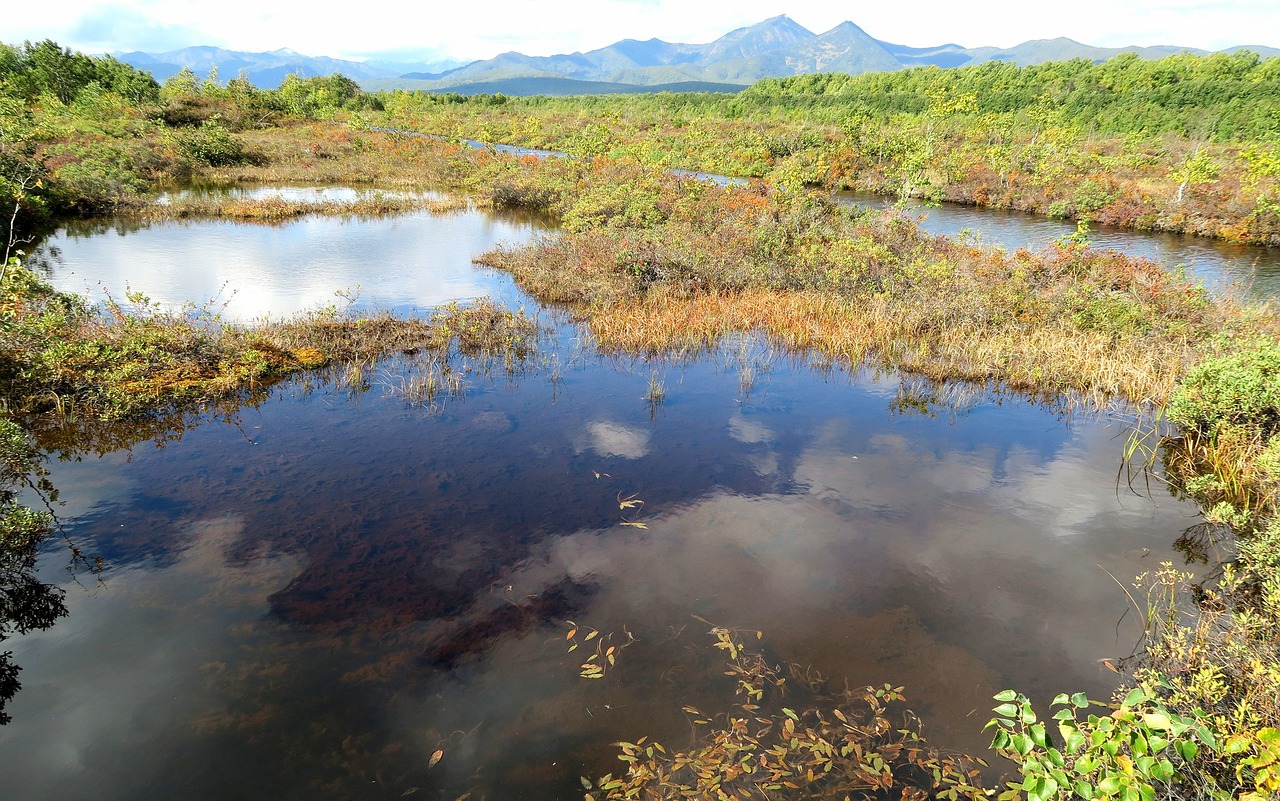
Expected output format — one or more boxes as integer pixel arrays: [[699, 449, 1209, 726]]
[[116, 16, 1280, 95], [381, 16, 1280, 94], [112, 46, 461, 88], [360, 76, 746, 96]]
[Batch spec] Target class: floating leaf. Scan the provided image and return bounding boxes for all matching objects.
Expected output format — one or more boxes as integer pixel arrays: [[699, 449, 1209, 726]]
[[620, 521, 648, 528], [429, 749, 444, 768]]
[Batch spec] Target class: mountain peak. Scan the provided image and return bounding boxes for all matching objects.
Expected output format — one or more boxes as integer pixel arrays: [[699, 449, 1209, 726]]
[[701, 14, 816, 63]]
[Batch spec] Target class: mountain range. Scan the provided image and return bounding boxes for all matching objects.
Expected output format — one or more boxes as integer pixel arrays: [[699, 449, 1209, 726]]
[[116, 16, 1280, 95]]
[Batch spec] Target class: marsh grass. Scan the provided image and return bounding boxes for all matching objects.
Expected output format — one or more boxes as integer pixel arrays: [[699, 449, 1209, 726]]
[[480, 199, 1264, 407], [138, 193, 436, 222], [194, 124, 1267, 412], [381, 355, 468, 411], [0, 260, 538, 428]]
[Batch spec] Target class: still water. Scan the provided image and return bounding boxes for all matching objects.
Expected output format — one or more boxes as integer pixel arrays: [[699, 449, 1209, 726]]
[[3, 197, 1230, 799], [839, 190, 1280, 299]]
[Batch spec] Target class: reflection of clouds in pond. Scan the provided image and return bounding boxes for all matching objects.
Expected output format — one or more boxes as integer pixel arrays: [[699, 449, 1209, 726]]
[[39, 209, 541, 322], [727, 412, 773, 444], [20, 451, 135, 521], [574, 421, 650, 459], [789, 417, 1187, 698], [434, 412, 1193, 756], [431, 490, 1001, 754], [0, 517, 300, 801]]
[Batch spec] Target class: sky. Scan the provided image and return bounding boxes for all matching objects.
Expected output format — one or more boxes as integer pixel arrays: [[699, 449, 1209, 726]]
[[11, 0, 1280, 63]]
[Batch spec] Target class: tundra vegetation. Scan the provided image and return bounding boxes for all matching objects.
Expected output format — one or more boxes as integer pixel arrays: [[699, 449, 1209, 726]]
[[2, 38, 1280, 798]]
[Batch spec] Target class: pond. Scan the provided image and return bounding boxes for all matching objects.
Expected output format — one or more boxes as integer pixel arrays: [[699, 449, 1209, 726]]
[[3, 196, 1225, 800]]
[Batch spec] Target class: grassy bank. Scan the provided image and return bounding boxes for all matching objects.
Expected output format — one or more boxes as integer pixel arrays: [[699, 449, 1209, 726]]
[[0, 257, 537, 427]]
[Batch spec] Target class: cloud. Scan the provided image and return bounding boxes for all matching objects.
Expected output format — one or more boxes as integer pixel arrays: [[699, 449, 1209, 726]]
[[574, 421, 651, 459], [67, 5, 208, 53], [7, 0, 1276, 63]]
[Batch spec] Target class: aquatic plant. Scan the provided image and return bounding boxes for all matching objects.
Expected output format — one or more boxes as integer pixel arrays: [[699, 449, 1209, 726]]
[[584, 626, 988, 801]]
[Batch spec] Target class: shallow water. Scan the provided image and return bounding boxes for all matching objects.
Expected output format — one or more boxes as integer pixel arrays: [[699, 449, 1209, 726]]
[[838, 190, 1280, 299], [30, 203, 550, 322], [4, 201, 1223, 800]]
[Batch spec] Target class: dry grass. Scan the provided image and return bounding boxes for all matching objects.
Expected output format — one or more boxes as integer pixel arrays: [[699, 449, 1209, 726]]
[[479, 197, 1269, 408], [138, 194, 437, 222]]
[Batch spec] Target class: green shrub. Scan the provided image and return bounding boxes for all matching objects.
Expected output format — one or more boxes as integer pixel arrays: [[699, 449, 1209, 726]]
[[1166, 344, 1280, 437], [172, 116, 245, 167]]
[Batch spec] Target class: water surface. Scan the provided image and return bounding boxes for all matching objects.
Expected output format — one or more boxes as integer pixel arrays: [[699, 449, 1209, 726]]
[[839, 190, 1280, 299], [3, 200, 1221, 800]]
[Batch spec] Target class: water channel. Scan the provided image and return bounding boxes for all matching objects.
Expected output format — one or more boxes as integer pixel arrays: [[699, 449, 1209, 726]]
[[2, 191, 1274, 800]]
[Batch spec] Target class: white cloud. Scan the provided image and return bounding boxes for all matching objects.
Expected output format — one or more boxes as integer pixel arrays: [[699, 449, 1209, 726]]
[[574, 421, 651, 459], [8, 1, 1274, 61]]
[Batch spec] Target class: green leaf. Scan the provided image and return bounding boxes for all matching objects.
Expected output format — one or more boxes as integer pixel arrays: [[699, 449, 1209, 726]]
[[1097, 774, 1123, 795], [1121, 688, 1148, 708], [1151, 758, 1175, 782], [1030, 723, 1049, 748], [994, 690, 1019, 703], [1074, 780, 1095, 799], [1141, 713, 1173, 731], [994, 703, 1020, 718], [1047, 747, 1065, 768], [1021, 703, 1039, 725], [1042, 777, 1059, 799], [1052, 693, 1071, 706], [1226, 734, 1255, 755], [1026, 775, 1047, 801], [1174, 739, 1198, 762], [1072, 692, 1090, 708]]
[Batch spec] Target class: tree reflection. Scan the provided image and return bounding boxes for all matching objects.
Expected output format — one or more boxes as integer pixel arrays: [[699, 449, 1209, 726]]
[[0, 418, 67, 724]]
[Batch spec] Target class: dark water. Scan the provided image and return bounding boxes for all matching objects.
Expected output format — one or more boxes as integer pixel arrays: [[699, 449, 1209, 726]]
[[3, 200, 1224, 800]]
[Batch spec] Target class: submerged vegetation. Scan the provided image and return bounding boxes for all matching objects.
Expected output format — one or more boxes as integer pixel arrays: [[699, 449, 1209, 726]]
[[585, 627, 987, 801], [2, 36, 1280, 799]]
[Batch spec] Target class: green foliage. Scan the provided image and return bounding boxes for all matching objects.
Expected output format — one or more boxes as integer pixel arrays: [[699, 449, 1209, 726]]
[[1166, 344, 1280, 437], [171, 115, 246, 167], [276, 72, 368, 119], [0, 40, 158, 105], [987, 686, 1224, 800]]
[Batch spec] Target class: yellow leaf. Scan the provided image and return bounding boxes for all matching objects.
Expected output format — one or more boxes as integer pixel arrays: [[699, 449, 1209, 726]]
[[620, 521, 648, 528], [429, 749, 444, 768]]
